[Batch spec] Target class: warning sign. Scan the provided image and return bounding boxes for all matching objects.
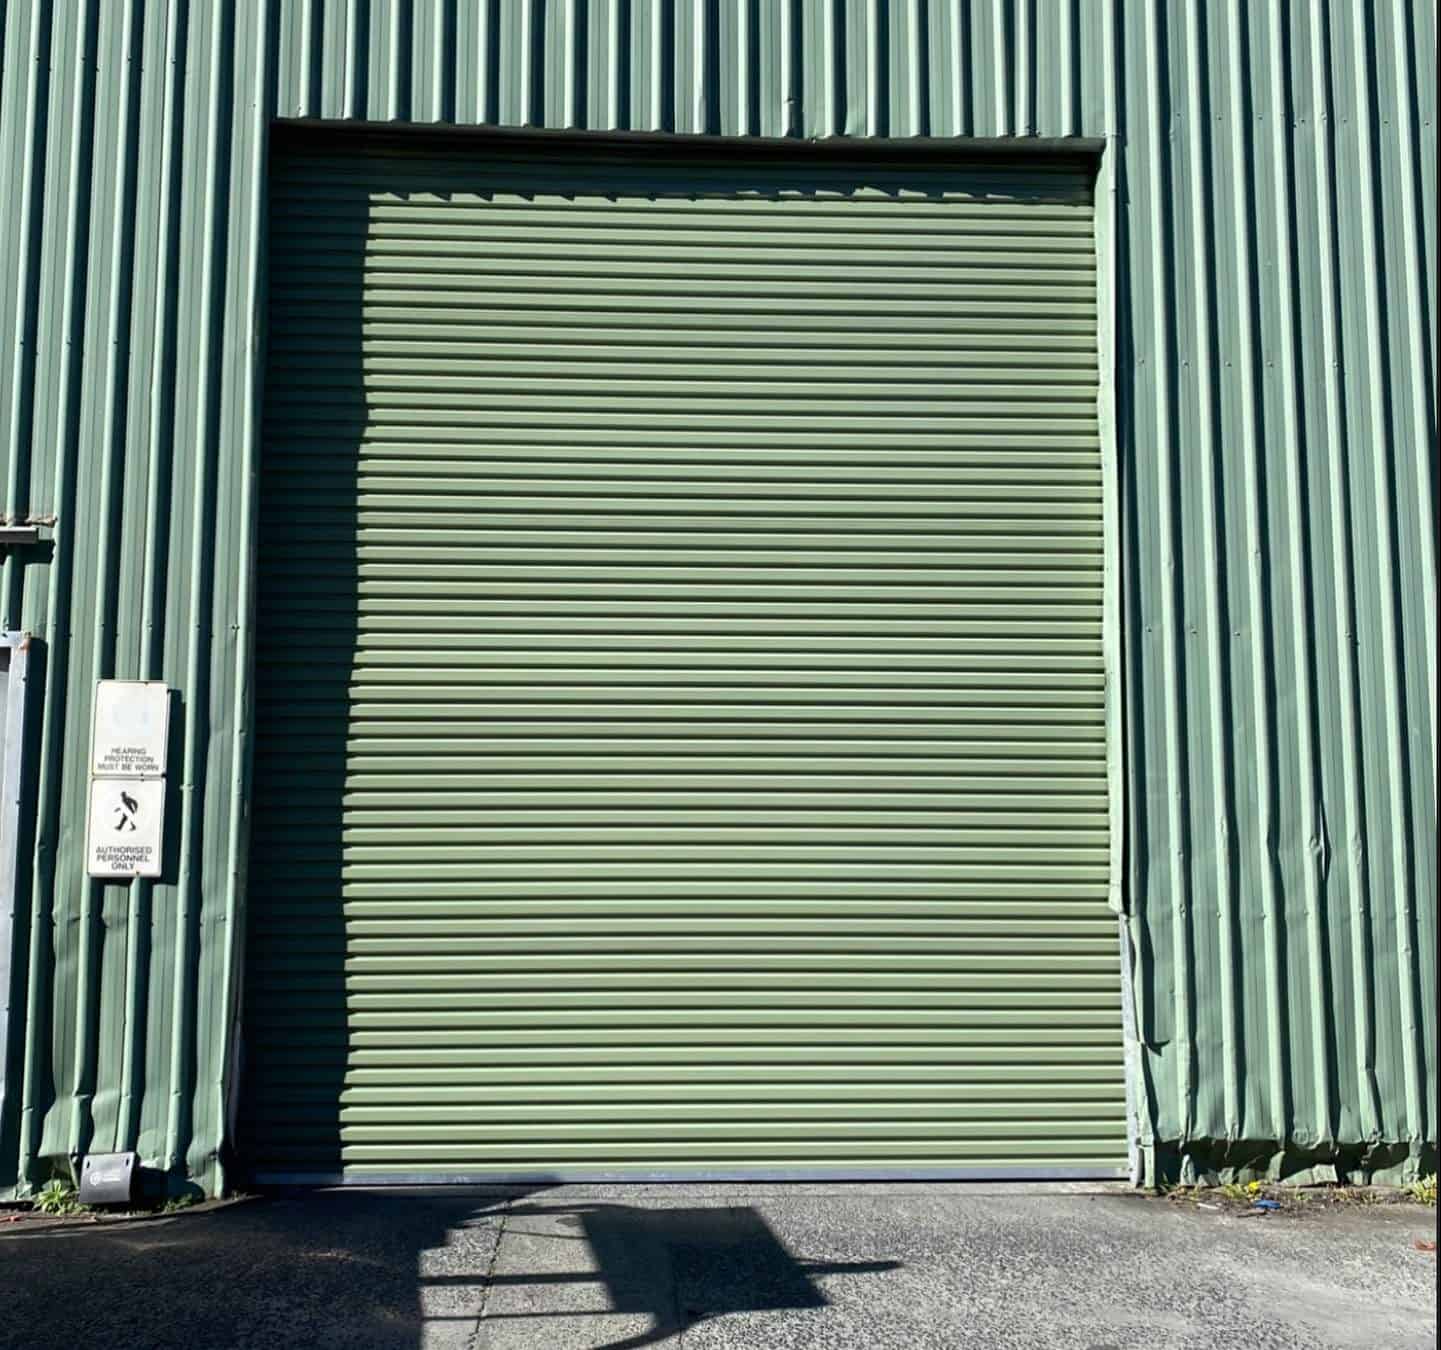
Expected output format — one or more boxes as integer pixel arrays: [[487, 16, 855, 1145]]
[[86, 777, 165, 878], [91, 681, 169, 777]]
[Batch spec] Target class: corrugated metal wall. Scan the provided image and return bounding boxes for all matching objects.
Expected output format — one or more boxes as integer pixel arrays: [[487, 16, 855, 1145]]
[[0, 0, 1433, 1195]]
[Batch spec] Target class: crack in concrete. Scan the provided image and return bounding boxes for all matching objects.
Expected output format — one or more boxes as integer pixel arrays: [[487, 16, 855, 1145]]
[[468, 1197, 510, 1350]]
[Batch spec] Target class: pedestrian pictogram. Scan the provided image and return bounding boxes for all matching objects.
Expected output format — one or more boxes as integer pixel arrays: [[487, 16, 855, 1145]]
[[114, 790, 140, 831], [87, 778, 164, 878]]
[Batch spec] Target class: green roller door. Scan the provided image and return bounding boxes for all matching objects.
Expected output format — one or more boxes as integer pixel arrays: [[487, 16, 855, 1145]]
[[244, 144, 1122, 1179]]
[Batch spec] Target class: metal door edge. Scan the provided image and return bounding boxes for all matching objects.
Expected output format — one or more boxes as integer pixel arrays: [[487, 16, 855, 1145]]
[[0, 632, 33, 1157], [1096, 69, 1142, 1184]]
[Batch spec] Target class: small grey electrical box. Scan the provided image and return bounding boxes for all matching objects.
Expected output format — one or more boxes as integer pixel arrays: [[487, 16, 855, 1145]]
[[77, 1151, 138, 1205]]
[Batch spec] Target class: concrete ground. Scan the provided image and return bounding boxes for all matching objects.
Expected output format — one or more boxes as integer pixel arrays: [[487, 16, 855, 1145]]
[[0, 1184, 1434, 1349]]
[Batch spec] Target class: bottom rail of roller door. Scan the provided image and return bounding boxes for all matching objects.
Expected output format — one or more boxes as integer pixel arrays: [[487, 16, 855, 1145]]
[[247, 1166, 1130, 1186]]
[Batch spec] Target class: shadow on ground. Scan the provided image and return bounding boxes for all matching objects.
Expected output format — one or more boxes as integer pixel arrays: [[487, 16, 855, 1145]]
[[453, 1200, 900, 1349], [2, 1184, 1434, 1349], [0, 1187, 899, 1350]]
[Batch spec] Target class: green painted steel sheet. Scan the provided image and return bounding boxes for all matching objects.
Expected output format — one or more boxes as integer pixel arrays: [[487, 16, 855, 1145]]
[[1, 0, 1434, 1202], [242, 147, 1120, 1178]]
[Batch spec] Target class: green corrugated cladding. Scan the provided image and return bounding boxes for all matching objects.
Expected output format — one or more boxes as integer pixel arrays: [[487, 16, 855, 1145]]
[[0, 1, 1433, 1196]]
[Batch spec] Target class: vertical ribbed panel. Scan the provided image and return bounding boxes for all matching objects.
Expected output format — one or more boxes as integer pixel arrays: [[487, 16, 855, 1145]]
[[0, 1, 271, 1197], [0, 0, 1433, 1195], [268, 0, 1120, 139], [1115, 0, 1436, 1182]]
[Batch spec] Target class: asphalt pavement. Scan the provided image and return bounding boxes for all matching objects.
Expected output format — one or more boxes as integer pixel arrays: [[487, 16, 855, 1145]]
[[0, 1182, 1434, 1348]]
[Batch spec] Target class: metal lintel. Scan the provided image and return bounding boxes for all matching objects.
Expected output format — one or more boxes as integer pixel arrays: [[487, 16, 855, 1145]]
[[270, 117, 1107, 171]]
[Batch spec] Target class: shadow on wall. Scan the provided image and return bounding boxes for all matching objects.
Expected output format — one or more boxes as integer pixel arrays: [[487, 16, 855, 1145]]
[[238, 155, 370, 1177], [0, 1189, 902, 1350]]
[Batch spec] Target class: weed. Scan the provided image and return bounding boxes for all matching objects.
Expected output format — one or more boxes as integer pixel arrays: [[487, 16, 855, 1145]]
[[32, 1179, 89, 1217], [1404, 1175, 1437, 1207], [161, 1194, 198, 1214]]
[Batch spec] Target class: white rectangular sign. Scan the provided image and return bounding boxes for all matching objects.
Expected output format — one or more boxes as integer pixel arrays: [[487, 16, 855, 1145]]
[[86, 777, 165, 878], [91, 680, 169, 777]]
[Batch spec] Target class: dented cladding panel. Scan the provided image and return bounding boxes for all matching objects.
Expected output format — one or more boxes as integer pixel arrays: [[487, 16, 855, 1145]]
[[0, 0, 1434, 1197], [1115, 0, 1436, 1185]]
